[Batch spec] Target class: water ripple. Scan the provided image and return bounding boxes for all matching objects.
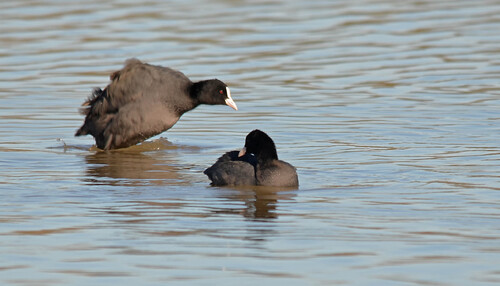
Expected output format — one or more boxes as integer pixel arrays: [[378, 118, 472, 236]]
[[1, 0, 500, 285]]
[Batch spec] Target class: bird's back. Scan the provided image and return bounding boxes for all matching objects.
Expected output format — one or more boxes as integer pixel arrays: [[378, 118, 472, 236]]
[[256, 159, 298, 187], [100, 59, 192, 115], [204, 151, 257, 186]]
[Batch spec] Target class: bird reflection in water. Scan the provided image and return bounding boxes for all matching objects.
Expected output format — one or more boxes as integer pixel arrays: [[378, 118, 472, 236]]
[[82, 138, 186, 186], [80, 138, 297, 220], [213, 186, 297, 220]]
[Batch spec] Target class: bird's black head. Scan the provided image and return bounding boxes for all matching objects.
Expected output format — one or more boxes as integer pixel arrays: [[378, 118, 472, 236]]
[[239, 129, 278, 161], [192, 79, 238, 110]]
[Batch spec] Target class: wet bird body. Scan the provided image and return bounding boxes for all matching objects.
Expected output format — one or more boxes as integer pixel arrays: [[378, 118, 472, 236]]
[[204, 130, 299, 187], [203, 151, 257, 186], [76, 58, 237, 150]]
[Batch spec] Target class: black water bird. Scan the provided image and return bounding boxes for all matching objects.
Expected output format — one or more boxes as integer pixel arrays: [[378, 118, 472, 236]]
[[75, 58, 237, 150], [204, 130, 299, 187]]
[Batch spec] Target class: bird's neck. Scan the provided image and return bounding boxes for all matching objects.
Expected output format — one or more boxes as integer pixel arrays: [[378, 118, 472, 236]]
[[189, 81, 207, 100], [256, 148, 278, 165], [172, 89, 199, 116]]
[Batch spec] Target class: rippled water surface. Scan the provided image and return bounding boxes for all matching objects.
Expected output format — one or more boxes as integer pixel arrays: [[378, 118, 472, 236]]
[[1, 0, 500, 285]]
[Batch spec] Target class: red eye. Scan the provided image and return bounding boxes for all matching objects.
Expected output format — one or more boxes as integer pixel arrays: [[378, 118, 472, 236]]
[[219, 90, 224, 95]]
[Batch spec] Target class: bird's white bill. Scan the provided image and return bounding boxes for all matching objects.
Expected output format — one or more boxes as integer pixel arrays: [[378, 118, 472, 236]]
[[225, 87, 238, 110], [238, 147, 246, 157]]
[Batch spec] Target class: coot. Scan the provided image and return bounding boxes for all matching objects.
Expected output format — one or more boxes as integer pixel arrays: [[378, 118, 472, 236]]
[[75, 58, 237, 150], [204, 130, 299, 187]]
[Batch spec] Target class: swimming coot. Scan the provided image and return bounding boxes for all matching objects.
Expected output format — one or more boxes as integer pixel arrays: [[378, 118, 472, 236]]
[[75, 58, 237, 150], [204, 130, 299, 187]]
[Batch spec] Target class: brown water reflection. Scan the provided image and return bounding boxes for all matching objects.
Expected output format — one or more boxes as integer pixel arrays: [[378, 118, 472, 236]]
[[1, 0, 500, 285], [212, 186, 297, 219], [84, 151, 182, 186], [82, 139, 187, 186]]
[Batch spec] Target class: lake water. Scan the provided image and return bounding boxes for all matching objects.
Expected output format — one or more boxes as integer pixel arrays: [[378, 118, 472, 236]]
[[1, 0, 500, 285]]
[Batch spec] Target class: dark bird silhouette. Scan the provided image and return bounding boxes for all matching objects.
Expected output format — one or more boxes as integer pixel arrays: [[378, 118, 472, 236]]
[[75, 58, 237, 150], [204, 130, 299, 187]]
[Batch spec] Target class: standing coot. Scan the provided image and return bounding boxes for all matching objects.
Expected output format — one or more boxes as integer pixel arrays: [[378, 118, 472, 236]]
[[75, 58, 237, 150], [204, 130, 299, 187]]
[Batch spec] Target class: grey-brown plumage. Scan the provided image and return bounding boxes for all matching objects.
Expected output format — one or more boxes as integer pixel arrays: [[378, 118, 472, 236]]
[[75, 58, 237, 150], [204, 130, 299, 187]]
